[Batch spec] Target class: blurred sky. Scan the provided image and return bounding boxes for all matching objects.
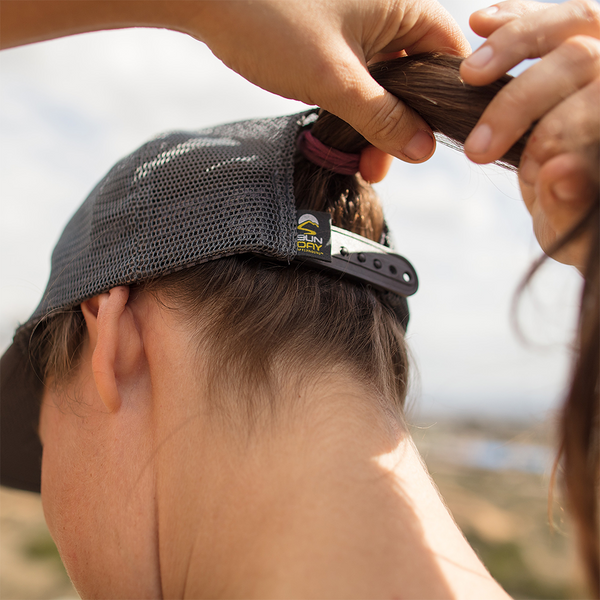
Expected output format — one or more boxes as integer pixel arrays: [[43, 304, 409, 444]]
[[0, 0, 581, 420]]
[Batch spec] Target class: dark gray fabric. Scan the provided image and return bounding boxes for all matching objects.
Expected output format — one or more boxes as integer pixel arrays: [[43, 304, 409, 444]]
[[21, 113, 305, 340]]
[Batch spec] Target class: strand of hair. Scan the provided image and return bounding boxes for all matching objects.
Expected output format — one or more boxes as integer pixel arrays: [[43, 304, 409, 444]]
[[312, 52, 532, 170]]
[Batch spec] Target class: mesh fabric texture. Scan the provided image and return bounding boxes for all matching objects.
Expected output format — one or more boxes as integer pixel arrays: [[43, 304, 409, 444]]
[[18, 113, 306, 344]]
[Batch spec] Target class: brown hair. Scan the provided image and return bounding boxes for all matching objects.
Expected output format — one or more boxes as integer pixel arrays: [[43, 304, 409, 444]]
[[32, 52, 598, 593], [518, 192, 599, 595], [556, 201, 599, 596], [32, 119, 408, 428]]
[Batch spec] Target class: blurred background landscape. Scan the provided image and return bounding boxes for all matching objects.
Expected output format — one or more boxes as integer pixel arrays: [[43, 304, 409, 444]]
[[1, 0, 585, 598]]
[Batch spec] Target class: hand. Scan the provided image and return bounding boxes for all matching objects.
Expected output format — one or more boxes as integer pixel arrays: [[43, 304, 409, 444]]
[[174, 0, 470, 164], [460, 0, 600, 268], [0, 0, 470, 166]]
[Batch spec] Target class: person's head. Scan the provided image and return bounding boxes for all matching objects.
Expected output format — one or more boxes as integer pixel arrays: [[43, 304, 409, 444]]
[[1, 52, 527, 500], [1, 109, 419, 595], [32, 110, 414, 434]]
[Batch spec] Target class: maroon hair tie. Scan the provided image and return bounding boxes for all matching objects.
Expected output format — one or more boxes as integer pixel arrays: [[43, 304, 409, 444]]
[[296, 130, 360, 176]]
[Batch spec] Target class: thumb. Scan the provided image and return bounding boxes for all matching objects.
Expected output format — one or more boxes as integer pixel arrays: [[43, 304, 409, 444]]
[[324, 57, 436, 163]]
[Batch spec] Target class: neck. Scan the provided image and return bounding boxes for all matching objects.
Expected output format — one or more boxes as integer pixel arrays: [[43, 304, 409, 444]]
[[151, 373, 509, 600]]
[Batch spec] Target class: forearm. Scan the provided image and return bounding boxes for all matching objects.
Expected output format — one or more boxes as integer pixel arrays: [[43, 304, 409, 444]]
[[0, 0, 207, 49]]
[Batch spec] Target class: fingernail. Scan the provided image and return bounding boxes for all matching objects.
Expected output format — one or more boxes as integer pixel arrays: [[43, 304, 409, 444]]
[[482, 5, 499, 15], [403, 130, 434, 161], [465, 45, 494, 69], [465, 124, 492, 155], [520, 156, 540, 186], [551, 180, 579, 202]]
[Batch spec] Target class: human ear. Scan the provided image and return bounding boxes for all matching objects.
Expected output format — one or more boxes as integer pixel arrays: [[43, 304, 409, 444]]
[[81, 286, 143, 413]]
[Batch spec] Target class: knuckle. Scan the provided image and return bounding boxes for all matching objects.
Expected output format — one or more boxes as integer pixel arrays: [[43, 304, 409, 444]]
[[501, 83, 531, 112], [562, 34, 600, 64], [526, 120, 565, 161], [492, 85, 536, 135], [362, 100, 409, 142], [568, 0, 600, 35], [526, 93, 599, 162], [503, 17, 552, 57]]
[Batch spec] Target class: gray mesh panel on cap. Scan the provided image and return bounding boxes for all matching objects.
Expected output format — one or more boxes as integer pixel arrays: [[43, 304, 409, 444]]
[[25, 113, 307, 331]]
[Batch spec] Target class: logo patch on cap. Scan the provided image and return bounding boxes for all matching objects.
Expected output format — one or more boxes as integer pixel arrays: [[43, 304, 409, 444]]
[[296, 210, 331, 262]]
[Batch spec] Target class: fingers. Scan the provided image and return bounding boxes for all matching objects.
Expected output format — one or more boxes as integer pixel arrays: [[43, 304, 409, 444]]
[[521, 77, 600, 177], [340, 0, 463, 161], [469, 1, 554, 40], [538, 153, 597, 234], [327, 52, 436, 162], [348, 85, 436, 163], [359, 146, 393, 183], [461, 0, 600, 86], [388, 0, 471, 57], [335, 2, 468, 164], [520, 152, 598, 267], [464, 35, 600, 163], [359, 146, 394, 183]]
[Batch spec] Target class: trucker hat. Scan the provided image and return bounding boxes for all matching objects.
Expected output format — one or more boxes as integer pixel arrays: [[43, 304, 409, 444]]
[[0, 111, 418, 493]]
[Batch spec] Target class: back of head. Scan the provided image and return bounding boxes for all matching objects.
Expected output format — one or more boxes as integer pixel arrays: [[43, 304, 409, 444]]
[[0, 53, 537, 494], [25, 110, 410, 443]]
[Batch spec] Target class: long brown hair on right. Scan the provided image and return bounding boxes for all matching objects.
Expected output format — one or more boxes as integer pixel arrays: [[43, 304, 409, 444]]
[[298, 51, 598, 596], [517, 195, 599, 596]]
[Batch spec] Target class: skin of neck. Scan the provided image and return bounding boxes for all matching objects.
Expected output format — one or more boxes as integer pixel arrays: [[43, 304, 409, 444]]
[[142, 310, 508, 599], [40, 291, 510, 599]]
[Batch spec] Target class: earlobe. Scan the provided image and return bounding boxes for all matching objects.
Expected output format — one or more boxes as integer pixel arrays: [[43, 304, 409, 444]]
[[81, 287, 140, 413]]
